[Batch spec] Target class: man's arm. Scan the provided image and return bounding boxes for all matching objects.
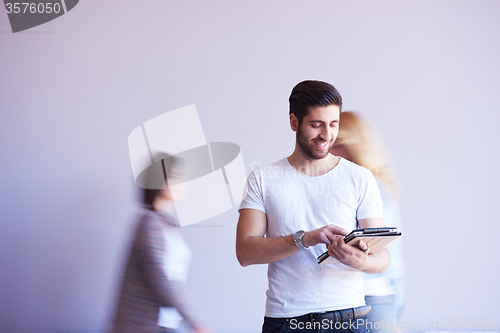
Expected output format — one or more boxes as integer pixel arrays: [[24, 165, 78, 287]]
[[236, 209, 348, 267], [327, 217, 390, 274]]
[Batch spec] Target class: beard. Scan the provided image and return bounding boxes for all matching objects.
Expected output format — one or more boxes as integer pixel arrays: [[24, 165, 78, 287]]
[[296, 126, 334, 160]]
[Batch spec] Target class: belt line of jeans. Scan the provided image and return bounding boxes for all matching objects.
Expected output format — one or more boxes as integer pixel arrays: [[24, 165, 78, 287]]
[[282, 305, 372, 323]]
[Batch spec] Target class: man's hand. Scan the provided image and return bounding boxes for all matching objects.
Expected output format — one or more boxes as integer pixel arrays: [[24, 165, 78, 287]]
[[328, 237, 369, 270], [302, 224, 349, 248]]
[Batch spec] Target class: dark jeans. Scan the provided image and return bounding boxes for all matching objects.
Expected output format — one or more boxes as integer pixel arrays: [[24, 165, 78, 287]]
[[262, 315, 370, 333]]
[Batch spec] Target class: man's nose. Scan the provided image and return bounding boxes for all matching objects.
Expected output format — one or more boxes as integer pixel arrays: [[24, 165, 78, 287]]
[[319, 126, 332, 141]]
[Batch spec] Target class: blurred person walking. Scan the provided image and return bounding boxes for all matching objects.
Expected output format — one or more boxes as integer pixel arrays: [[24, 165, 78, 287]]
[[109, 156, 211, 333], [330, 111, 405, 333]]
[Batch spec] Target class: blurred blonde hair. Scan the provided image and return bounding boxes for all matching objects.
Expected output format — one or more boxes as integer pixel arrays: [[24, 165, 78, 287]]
[[335, 111, 399, 198]]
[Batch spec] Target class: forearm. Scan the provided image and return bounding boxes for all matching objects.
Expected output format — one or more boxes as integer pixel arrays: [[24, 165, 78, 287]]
[[360, 247, 390, 274], [236, 209, 348, 267], [236, 234, 300, 267], [355, 217, 389, 273]]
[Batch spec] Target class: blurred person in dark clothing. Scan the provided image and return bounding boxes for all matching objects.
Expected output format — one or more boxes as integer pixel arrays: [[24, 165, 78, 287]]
[[110, 155, 211, 333]]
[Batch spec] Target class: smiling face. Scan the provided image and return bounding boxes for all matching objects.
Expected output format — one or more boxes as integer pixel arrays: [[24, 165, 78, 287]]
[[293, 104, 340, 160]]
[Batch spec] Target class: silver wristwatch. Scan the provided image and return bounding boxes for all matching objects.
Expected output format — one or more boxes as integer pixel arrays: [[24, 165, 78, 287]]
[[293, 230, 309, 250]]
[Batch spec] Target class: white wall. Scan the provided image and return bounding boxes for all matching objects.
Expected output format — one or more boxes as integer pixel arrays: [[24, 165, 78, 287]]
[[1, 1, 499, 332]]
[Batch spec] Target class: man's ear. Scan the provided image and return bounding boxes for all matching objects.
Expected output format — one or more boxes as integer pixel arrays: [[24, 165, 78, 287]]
[[290, 114, 299, 132]]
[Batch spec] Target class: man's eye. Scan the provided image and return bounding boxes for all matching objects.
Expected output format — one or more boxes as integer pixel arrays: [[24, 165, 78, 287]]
[[312, 125, 320, 128]]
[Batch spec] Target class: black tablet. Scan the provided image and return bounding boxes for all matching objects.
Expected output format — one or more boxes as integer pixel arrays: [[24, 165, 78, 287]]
[[317, 227, 401, 265]]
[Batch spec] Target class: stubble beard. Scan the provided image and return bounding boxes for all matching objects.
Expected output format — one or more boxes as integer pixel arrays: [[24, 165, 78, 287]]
[[296, 126, 334, 160]]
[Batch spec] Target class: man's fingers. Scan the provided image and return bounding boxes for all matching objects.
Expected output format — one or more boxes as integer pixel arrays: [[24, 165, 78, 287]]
[[358, 240, 369, 253], [310, 225, 348, 247], [318, 234, 330, 245], [328, 237, 346, 258], [327, 243, 338, 257], [326, 234, 342, 244], [327, 224, 348, 236]]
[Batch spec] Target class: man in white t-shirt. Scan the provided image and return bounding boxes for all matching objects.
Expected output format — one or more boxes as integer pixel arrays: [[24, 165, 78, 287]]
[[236, 80, 390, 333]]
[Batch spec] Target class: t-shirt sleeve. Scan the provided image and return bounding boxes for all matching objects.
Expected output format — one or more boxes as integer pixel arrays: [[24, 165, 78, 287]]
[[238, 168, 266, 214], [356, 170, 384, 220]]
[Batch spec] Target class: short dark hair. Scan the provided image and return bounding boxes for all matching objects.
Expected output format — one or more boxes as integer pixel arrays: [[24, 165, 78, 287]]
[[289, 80, 343, 124]]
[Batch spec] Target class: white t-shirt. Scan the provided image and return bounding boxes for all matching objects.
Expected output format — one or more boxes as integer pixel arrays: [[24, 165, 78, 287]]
[[239, 157, 383, 317]]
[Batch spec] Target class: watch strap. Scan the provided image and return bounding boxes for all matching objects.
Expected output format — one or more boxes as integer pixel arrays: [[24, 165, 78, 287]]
[[293, 230, 308, 250]]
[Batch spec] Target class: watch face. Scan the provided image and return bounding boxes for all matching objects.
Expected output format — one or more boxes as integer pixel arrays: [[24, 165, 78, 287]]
[[294, 230, 305, 240], [294, 230, 306, 250]]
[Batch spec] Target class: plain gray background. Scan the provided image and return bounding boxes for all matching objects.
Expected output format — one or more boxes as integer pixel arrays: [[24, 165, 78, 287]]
[[1, 1, 499, 332]]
